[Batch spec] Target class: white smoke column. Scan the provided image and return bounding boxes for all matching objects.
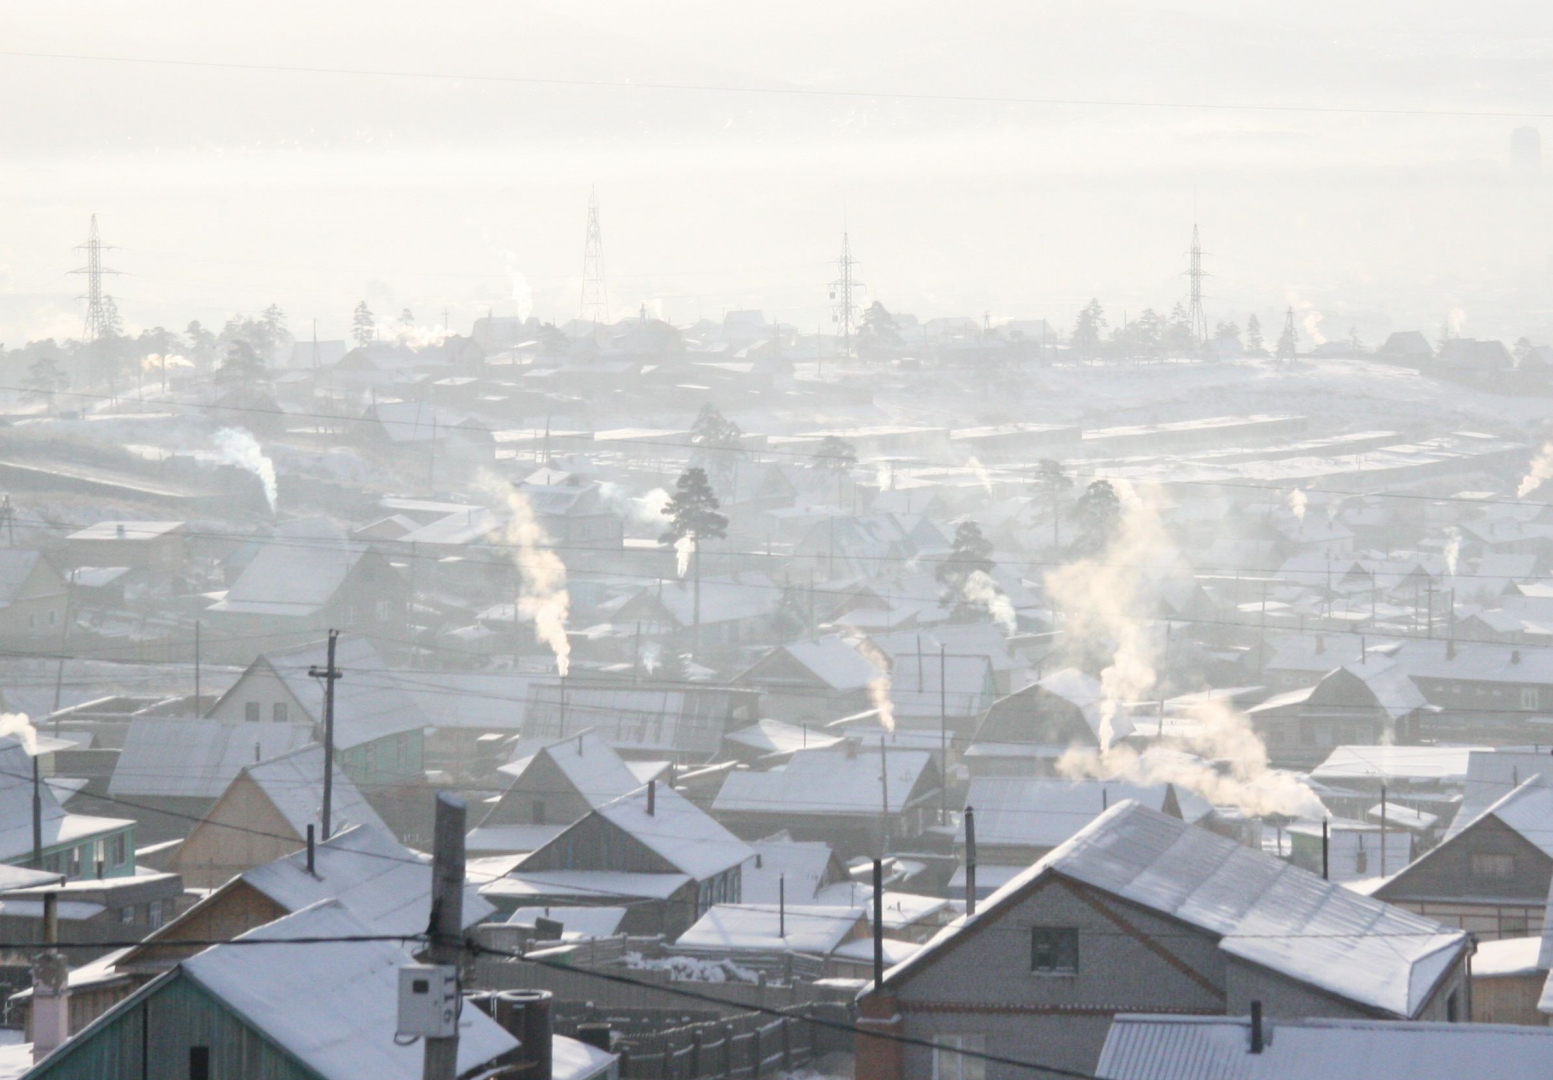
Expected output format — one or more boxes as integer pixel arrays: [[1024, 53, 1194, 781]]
[[1288, 489, 1307, 521], [1444, 527, 1461, 577], [962, 569, 1017, 635], [640, 642, 662, 674], [480, 474, 571, 676], [599, 482, 673, 526], [1518, 444, 1553, 498], [675, 533, 695, 578], [966, 456, 993, 496], [1057, 698, 1326, 818], [212, 427, 278, 512], [0, 713, 37, 753], [856, 640, 896, 733], [1045, 481, 1181, 749], [1449, 307, 1467, 336]]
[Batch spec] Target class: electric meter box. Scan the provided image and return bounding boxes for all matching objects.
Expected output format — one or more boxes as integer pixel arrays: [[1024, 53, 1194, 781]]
[[397, 963, 459, 1038]]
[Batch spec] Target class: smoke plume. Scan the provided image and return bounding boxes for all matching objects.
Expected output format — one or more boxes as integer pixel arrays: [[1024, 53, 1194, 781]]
[[856, 639, 896, 732], [1518, 444, 1553, 498], [1287, 488, 1307, 521], [675, 534, 695, 578], [962, 569, 1017, 635], [1444, 527, 1461, 577], [599, 483, 673, 526], [0, 713, 37, 754], [481, 474, 572, 676], [966, 456, 993, 496], [212, 427, 278, 512], [1058, 698, 1327, 819]]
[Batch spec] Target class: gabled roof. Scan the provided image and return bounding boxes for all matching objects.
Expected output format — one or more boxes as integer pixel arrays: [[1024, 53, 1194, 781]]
[[742, 835, 841, 903], [0, 737, 133, 862], [959, 776, 1210, 850], [237, 635, 430, 746], [497, 731, 643, 807], [210, 520, 369, 617], [1446, 750, 1553, 841], [181, 901, 517, 1080], [713, 745, 935, 817], [242, 743, 388, 838], [886, 801, 1466, 1018], [109, 718, 314, 799], [1311, 744, 1487, 784], [743, 637, 881, 692], [591, 784, 753, 881], [241, 824, 493, 934], [969, 668, 1135, 754], [1096, 1015, 1553, 1080], [0, 549, 57, 607]]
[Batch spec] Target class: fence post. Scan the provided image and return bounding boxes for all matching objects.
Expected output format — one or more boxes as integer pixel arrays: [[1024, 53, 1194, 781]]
[[662, 1044, 674, 1080], [722, 1026, 733, 1080], [781, 1019, 792, 1072], [690, 1032, 702, 1078], [750, 1024, 761, 1080]]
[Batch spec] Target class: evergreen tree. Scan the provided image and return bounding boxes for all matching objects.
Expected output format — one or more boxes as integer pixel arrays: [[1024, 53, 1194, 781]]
[[1070, 479, 1122, 554], [813, 435, 858, 506], [22, 355, 68, 411], [1244, 314, 1264, 355], [1029, 459, 1074, 549], [937, 520, 996, 592], [660, 467, 729, 654], [689, 403, 743, 490], [215, 340, 269, 392], [1514, 337, 1534, 364], [1163, 302, 1193, 354], [857, 301, 903, 351], [1071, 299, 1106, 359], [352, 302, 376, 347]]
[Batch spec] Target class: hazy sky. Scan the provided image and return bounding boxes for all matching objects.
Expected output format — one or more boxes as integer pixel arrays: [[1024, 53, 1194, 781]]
[[4, 1, 1553, 346]]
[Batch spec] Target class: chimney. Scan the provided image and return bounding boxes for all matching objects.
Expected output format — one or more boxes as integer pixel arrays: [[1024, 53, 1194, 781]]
[[494, 989, 553, 1080], [115, 523, 125, 540], [964, 806, 978, 916], [646, 779, 656, 816], [306, 824, 316, 875], [754, 853, 763, 869], [31, 893, 69, 1063], [1322, 819, 1330, 881], [1250, 1001, 1264, 1054]]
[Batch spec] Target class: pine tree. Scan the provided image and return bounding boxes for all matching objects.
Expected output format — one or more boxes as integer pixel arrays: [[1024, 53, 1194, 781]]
[[937, 520, 995, 591], [1070, 479, 1122, 554], [1071, 299, 1106, 360], [661, 468, 729, 655], [352, 302, 376, 347], [1029, 459, 1074, 550], [1245, 313, 1264, 355]]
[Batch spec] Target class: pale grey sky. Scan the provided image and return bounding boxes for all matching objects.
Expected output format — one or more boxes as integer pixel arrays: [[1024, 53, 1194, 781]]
[[3, 1, 1552, 344]]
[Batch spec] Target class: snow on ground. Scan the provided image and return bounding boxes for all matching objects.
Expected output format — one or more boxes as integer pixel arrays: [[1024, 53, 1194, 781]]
[[623, 952, 761, 984]]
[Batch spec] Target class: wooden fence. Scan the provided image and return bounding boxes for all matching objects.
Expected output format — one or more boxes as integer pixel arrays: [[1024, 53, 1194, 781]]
[[610, 1004, 853, 1080]]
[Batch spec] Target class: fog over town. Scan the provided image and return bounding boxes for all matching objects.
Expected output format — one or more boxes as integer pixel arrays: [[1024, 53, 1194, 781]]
[[3, 6, 1553, 1080]]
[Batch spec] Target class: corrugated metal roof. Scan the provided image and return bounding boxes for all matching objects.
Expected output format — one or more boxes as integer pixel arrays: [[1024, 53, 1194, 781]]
[[110, 718, 314, 798]]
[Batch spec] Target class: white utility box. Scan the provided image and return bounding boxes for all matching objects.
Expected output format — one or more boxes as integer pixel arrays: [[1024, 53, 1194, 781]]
[[397, 963, 459, 1038]]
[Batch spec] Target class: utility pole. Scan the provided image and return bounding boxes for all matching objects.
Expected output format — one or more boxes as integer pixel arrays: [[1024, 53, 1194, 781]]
[[939, 645, 948, 825], [308, 630, 343, 839], [424, 791, 467, 1080], [581, 187, 609, 327], [194, 619, 201, 713], [1185, 222, 1208, 348], [31, 751, 43, 869], [829, 231, 863, 357], [51, 573, 75, 735]]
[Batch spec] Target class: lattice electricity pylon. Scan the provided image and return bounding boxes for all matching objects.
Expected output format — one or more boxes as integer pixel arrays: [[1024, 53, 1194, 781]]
[[580, 188, 609, 326], [70, 215, 122, 343], [1185, 222, 1209, 347], [828, 231, 864, 355]]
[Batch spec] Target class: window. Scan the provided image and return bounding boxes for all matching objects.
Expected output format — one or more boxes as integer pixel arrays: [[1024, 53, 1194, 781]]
[[1522, 688, 1540, 711], [119, 906, 135, 925], [1030, 927, 1079, 974], [1472, 853, 1515, 879], [376, 599, 392, 622], [189, 1046, 210, 1080], [1446, 991, 1459, 1023], [273, 702, 288, 722], [147, 902, 164, 929], [111, 833, 126, 866], [531, 799, 547, 825], [933, 1035, 986, 1080], [245, 702, 261, 723]]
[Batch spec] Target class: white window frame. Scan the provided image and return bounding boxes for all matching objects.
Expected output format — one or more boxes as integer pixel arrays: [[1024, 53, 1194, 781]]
[[933, 1035, 987, 1080]]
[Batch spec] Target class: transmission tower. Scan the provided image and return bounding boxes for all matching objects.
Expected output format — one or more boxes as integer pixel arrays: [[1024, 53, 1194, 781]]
[[580, 188, 609, 327], [828, 232, 863, 355], [1185, 222, 1209, 347], [70, 215, 121, 343]]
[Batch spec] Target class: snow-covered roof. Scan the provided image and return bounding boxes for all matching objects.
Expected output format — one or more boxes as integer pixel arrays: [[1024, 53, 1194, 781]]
[[593, 784, 754, 881], [886, 801, 1466, 1018], [240, 824, 493, 935], [959, 776, 1210, 850], [1311, 744, 1488, 784], [742, 835, 839, 903], [1445, 750, 1553, 840], [1474, 935, 1544, 978], [0, 738, 133, 863], [724, 718, 845, 757], [482, 870, 692, 902], [1096, 1015, 1553, 1080], [109, 718, 314, 798], [508, 905, 629, 940], [500, 731, 644, 807], [675, 904, 866, 955], [713, 746, 934, 818], [210, 521, 369, 617], [242, 743, 388, 839], [181, 901, 517, 1080], [244, 635, 431, 746]]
